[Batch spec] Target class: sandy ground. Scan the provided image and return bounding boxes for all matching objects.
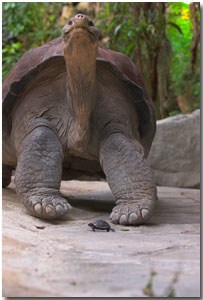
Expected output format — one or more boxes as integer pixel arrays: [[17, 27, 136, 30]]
[[2, 179, 200, 297]]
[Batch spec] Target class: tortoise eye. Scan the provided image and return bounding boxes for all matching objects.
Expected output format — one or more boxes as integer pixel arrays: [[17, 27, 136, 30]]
[[88, 20, 94, 26], [67, 20, 72, 26]]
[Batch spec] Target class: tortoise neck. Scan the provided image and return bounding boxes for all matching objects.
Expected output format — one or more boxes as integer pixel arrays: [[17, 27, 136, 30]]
[[63, 39, 98, 128]]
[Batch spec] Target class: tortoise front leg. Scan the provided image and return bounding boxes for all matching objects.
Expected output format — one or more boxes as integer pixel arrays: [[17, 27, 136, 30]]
[[100, 131, 156, 225], [15, 125, 71, 219]]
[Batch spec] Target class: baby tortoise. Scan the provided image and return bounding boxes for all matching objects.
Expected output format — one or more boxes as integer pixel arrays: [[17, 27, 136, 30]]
[[88, 220, 115, 232]]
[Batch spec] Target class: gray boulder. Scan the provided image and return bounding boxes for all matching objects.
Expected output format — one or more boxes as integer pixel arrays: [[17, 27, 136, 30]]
[[148, 109, 200, 188]]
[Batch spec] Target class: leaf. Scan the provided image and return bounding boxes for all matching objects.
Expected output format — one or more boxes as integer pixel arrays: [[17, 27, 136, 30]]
[[126, 41, 135, 55], [114, 24, 122, 35], [106, 3, 110, 17], [167, 22, 183, 34], [167, 288, 175, 297], [106, 22, 113, 35], [13, 42, 22, 49], [49, 15, 55, 22]]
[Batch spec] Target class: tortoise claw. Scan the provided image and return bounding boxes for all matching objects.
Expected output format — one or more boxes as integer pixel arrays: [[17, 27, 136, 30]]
[[109, 202, 154, 225], [24, 194, 72, 219]]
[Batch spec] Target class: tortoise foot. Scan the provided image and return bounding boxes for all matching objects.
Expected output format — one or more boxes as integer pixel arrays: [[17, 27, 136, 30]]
[[109, 200, 155, 225], [23, 191, 72, 219]]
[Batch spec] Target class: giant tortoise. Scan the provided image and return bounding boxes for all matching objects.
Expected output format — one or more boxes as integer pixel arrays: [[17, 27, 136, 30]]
[[2, 14, 156, 225]]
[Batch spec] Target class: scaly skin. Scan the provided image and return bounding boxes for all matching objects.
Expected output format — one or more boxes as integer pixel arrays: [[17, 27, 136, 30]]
[[15, 125, 71, 219], [100, 131, 156, 225]]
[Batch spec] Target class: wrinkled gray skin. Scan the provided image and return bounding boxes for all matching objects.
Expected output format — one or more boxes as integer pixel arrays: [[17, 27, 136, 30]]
[[2, 14, 156, 225]]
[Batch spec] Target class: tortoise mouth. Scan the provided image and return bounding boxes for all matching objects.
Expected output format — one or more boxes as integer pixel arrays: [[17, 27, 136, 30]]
[[64, 26, 96, 38]]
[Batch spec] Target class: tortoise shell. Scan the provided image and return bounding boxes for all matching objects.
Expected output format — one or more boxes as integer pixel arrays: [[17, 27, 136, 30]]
[[88, 220, 115, 232], [2, 36, 155, 156]]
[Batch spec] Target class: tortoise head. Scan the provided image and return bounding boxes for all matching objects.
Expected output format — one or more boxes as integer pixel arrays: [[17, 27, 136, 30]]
[[88, 223, 94, 228], [62, 14, 98, 54]]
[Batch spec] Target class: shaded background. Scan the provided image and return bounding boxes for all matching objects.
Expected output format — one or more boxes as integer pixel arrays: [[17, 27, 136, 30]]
[[2, 2, 200, 119]]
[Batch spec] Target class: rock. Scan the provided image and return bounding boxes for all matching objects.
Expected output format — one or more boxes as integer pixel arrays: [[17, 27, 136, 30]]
[[148, 109, 200, 188], [2, 180, 200, 297]]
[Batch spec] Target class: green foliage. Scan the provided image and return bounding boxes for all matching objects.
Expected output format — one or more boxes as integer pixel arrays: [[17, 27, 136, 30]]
[[142, 270, 156, 297], [169, 110, 181, 117], [166, 2, 200, 111], [166, 3, 192, 95], [98, 2, 200, 117], [2, 42, 22, 79], [143, 269, 181, 297], [98, 3, 134, 56], [2, 2, 64, 79]]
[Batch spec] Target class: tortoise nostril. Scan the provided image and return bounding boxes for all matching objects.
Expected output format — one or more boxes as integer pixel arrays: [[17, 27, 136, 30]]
[[77, 14, 84, 19]]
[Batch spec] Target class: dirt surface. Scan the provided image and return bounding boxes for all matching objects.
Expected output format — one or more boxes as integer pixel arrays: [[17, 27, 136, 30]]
[[2, 179, 200, 297]]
